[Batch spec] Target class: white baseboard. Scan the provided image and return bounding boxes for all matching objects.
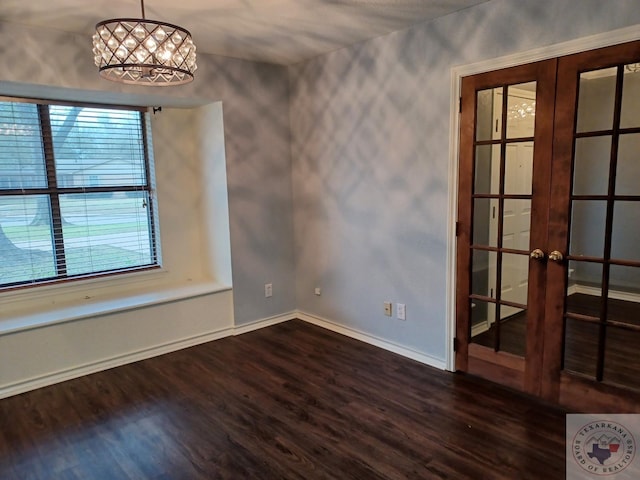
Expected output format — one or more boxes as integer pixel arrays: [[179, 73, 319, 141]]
[[233, 311, 297, 335], [296, 311, 447, 370], [0, 311, 296, 400], [568, 285, 640, 303], [1, 310, 446, 399], [471, 322, 490, 337], [0, 327, 232, 399]]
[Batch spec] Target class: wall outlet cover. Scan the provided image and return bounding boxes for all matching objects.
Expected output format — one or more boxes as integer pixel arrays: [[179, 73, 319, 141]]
[[397, 303, 406, 320]]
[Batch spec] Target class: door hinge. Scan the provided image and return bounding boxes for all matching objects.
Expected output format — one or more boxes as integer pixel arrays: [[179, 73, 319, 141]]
[[459, 97, 462, 113], [453, 337, 458, 352], [455, 221, 460, 237]]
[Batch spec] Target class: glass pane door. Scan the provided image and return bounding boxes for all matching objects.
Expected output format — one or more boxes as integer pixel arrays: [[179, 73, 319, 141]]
[[563, 62, 640, 391], [458, 39, 640, 410], [456, 59, 556, 395], [471, 82, 536, 356]]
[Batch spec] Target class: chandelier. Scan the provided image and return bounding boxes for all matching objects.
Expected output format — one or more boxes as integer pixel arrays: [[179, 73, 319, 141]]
[[625, 63, 640, 73], [92, 0, 197, 86], [508, 101, 536, 120]]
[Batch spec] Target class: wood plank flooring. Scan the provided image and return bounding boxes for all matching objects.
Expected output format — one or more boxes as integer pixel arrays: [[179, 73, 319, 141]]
[[0, 320, 567, 479]]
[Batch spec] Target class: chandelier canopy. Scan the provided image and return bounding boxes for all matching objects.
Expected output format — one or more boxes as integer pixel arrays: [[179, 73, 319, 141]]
[[92, 0, 197, 86]]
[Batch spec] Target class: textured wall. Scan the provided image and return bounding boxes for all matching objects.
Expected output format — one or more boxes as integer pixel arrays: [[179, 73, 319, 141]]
[[289, 0, 640, 362], [0, 20, 296, 325]]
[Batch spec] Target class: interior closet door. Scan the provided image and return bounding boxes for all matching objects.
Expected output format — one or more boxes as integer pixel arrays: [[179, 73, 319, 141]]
[[455, 60, 557, 395], [544, 40, 640, 411]]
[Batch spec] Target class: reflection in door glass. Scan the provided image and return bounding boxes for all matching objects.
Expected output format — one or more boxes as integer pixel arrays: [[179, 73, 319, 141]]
[[621, 63, 640, 128], [504, 142, 533, 195], [470, 299, 496, 349], [607, 262, 640, 376], [565, 260, 602, 318], [474, 144, 500, 194], [564, 318, 599, 379], [499, 306, 526, 357], [604, 327, 640, 390], [473, 198, 496, 247], [500, 253, 529, 306], [615, 134, 640, 196], [476, 88, 502, 141], [611, 202, 640, 262], [471, 250, 497, 298], [570, 201, 606, 257], [502, 199, 531, 252], [573, 136, 611, 195], [506, 82, 536, 139], [576, 67, 617, 133], [609, 265, 640, 308]]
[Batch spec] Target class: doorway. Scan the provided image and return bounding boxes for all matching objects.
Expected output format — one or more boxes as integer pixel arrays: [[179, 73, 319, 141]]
[[455, 40, 640, 411]]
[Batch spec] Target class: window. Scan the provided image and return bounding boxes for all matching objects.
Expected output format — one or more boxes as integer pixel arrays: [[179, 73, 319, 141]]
[[0, 98, 160, 289]]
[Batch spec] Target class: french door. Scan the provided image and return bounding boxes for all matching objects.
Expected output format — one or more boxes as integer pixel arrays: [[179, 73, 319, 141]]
[[456, 40, 640, 411]]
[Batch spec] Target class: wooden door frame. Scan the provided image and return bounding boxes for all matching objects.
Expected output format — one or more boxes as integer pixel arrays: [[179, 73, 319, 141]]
[[446, 26, 640, 373], [455, 59, 556, 395]]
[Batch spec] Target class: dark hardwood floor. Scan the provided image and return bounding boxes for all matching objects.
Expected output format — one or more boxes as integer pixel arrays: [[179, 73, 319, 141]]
[[0, 320, 566, 479]]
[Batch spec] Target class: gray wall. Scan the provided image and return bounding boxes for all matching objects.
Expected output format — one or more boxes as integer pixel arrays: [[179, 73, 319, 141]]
[[289, 0, 640, 362], [0, 21, 296, 326]]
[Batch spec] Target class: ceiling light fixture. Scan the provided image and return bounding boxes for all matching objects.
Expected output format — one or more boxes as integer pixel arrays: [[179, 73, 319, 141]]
[[625, 63, 640, 73], [92, 0, 197, 86]]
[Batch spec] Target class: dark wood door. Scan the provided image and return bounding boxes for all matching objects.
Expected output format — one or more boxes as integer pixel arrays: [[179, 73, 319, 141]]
[[544, 40, 640, 411], [456, 60, 557, 396], [457, 40, 640, 411]]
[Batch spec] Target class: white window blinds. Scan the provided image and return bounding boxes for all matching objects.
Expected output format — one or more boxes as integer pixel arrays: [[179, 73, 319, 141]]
[[0, 99, 159, 288]]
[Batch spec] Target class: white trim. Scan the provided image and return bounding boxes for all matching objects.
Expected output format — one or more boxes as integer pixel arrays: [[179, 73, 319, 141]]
[[0, 327, 232, 399], [571, 285, 640, 304], [567, 283, 579, 296], [0, 281, 232, 336], [471, 322, 489, 337], [445, 64, 461, 372], [0, 311, 294, 400], [1, 309, 453, 399], [0, 267, 170, 306], [452, 25, 640, 78], [446, 25, 640, 375], [297, 311, 447, 370], [233, 311, 298, 335]]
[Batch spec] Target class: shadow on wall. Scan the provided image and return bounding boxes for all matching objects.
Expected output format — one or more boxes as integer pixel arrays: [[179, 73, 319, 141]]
[[290, 24, 450, 353], [151, 103, 232, 287]]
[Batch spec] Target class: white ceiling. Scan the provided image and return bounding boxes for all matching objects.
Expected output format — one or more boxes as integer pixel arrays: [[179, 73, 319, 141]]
[[0, 0, 489, 65]]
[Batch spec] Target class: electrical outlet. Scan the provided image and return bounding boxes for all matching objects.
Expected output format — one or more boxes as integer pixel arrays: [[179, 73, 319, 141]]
[[397, 303, 406, 321], [315, 287, 322, 296], [384, 301, 392, 317], [265, 283, 272, 298]]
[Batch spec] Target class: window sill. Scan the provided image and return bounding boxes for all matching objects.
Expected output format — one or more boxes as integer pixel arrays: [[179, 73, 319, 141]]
[[0, 281, 231, 336]]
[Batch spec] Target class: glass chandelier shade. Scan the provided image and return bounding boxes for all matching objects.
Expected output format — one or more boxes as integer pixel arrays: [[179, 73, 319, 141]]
[[93, 16, 197, 86]]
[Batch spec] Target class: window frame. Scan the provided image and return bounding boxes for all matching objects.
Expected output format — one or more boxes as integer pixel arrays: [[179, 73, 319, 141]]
[[0, 96, 161, 291]]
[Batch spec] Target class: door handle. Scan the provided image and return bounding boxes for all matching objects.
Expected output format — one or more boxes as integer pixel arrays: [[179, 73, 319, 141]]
[[530, 248, 545, 260], [548, 250, 564, 263]]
